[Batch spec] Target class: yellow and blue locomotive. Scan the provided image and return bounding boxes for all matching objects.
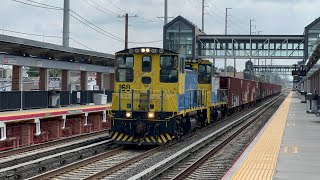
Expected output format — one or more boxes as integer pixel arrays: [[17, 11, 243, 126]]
[[110, 47, 226, 145]]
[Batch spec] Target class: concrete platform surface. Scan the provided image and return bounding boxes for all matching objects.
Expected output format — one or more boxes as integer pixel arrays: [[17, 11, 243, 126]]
[[223, 92, 320, 180]]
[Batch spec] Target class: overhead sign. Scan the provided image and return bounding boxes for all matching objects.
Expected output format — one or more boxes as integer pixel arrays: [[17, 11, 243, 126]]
[[292, 70, 306, 76], [2, 57, 17, 65]]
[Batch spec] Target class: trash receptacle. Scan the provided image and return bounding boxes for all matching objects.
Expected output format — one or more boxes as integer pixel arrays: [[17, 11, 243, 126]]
[[311, 95, 318, 113], [301, 91, 307, 103], [93, 93, 108, 105], [49, 90, 61, 108], [306, 93, 313, 112], [306, 93, 318, 113]]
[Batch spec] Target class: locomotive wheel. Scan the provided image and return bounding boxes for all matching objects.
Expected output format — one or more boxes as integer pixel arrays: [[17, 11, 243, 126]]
[[175, 121, 184, 140]]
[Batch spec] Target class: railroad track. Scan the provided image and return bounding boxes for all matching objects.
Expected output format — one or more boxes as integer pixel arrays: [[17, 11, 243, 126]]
[[27, 94, 282, 180], [129, 94, 284, 180], [0, 130, 110, 169], [0, 129, 109, 158], [30, 146, 161, 180], [0, 134, 117, 179]]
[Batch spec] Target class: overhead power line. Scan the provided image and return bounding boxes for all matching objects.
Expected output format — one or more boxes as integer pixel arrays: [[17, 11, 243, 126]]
[[0, 28, 62, 38], [70, 11, 123, 41], [84, 0, 117, 15], [70, 37, 95, 51], [0, 27, 95, 50], [11, 0, 162, 45], [12, 0, 62, 10], [82, 0, 122, 23]]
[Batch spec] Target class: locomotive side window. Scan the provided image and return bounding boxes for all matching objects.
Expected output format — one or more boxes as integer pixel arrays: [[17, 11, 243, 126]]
[[117, 56, 133, 68], [160, 55, 178, 83], [160, 70, 178, 83], [142, 56, 152, 72], [116, 69, 134, 82], [160, 55, 178, 69], [198, 64, 212, 84], [116, 55, 134, 82]]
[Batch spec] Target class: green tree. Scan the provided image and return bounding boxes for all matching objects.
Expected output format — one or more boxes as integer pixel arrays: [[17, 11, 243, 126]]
[[227, 66, 236, 72], [49, 69, 61, 77], [218, 66, 237, 73]]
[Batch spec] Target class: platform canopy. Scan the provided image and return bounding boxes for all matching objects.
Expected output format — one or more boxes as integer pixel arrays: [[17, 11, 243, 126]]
[[0, 34, 115, 67]]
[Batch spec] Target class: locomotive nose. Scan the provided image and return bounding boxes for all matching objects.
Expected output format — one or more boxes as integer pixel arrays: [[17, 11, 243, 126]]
[[135, 121, 147, 135]]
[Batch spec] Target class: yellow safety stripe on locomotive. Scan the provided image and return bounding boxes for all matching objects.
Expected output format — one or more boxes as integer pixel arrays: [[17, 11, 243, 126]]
[[160, 134, 167, 143], [122, 135, 129, 141], [111, 132, 173, 144], [116, 133, 124, 141], [165, 133, 172, 141], [145, 137, 151, 143], [150, 136, 156, 143], [112, 132, 119, 140]]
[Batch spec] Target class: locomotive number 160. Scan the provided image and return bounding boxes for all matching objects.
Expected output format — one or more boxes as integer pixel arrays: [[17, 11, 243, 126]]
[[119, 84, 130, 90]]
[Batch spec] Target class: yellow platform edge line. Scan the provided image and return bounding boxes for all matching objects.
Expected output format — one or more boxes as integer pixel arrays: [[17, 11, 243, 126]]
[[231, 92, 292, 180]]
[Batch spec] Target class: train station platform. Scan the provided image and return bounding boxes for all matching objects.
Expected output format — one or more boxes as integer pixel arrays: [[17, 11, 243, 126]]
[[0, 104, 112, 150], [223, 92, 320, 180], [0, 104, 111, 122]]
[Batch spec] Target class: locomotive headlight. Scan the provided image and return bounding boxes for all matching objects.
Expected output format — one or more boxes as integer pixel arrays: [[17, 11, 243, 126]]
[[126, 112, 132, 118], [148, 112, 154, 119], [145, 48, 150, 53], [141, 48, 146, 53]]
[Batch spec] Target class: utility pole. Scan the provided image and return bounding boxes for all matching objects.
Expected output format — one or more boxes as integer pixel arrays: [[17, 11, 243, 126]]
[[250, 19, 256, 35], [158, 0, 173, 26], [62, 0, 70, 47], [225, 8, 231, 35], [202, 0, 205, 31], [117, 13, 137, 49], [164, 0, 168, 25], [225, 8, 231, 76]]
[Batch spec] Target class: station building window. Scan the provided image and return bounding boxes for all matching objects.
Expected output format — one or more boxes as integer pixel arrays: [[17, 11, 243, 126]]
[[165, 20, 193, 58]]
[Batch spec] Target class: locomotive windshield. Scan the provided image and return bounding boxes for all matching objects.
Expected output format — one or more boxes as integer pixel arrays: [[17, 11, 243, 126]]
[[160, 55, 178, 83], [116, 55, 134, 82], [198, 64, 212, 84], [142, 56, 152, 72]]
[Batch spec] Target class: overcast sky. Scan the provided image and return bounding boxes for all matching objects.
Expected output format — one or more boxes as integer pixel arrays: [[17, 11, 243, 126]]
[[0, 0, 319, 70]]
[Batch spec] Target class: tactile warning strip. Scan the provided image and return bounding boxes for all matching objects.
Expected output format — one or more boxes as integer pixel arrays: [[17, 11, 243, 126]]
[[231, 92, 292, 180]]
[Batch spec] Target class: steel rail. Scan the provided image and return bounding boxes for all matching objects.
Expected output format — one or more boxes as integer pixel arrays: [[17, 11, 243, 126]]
[[29, 147, 124, 180], [0, 129, 110, 158], [172, 95, 283, 179]]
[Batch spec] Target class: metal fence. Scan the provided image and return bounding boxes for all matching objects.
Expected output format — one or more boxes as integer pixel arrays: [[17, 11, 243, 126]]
[[0, 90, 113, 111]]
